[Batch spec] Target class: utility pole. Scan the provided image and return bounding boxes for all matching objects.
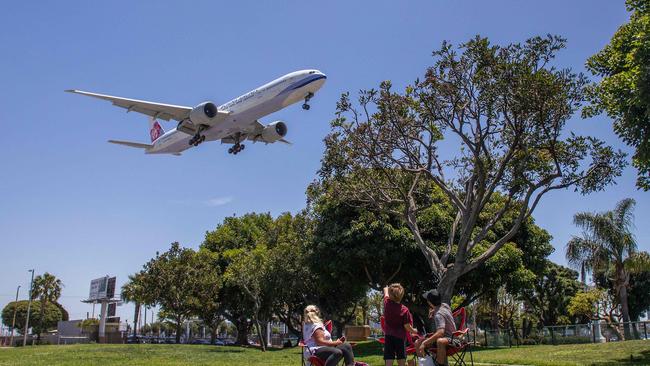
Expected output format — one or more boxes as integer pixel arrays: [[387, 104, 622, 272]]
[[9, 286, 20, 346], [23, 269, 35, 347]]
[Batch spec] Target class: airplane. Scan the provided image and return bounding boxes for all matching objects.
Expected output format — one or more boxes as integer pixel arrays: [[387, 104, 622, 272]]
[[66, 69, 326, 155]]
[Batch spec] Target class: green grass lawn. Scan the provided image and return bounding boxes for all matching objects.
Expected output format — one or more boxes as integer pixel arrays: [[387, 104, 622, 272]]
[[0, 340, 648, 366]]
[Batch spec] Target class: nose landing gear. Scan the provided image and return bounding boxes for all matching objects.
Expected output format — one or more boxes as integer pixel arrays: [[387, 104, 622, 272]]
[[302, 92, 314, 110]]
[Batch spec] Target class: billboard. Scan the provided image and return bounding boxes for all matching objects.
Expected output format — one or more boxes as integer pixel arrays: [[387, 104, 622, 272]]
[[88, 276, 116, 301], [108, 303, 116, 317]]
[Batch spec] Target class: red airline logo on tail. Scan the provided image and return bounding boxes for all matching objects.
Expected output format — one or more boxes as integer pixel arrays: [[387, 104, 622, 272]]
[[150, 121, 164, 142]]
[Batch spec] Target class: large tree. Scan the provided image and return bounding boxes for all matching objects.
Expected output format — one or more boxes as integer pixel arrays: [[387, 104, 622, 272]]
[[31, 272, 63, 341], [191, 249, 223, 345], [566, 198, 649, 339], [264, 212, 317, 338], [520, 261, 582, 328], [128, 243, 200, 343], [584, 0, 650, 190], [224, 246, 270, 351], [318, 34, 625, 303], [201, 213, 275, 346], [308, 181, 554, 332], [1, 300, 63, 336]]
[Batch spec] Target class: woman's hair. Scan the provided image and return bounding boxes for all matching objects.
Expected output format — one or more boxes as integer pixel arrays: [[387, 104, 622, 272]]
[[304, 305, 323, 324], [388, 283, 405, 303]]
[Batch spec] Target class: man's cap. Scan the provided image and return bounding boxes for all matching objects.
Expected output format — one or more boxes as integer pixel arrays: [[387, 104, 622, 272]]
[[422, 289, 442, 306]]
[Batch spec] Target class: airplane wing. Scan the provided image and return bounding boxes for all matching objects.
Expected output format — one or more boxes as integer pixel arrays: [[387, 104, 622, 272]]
[[220, 120, 292, 145], [65, 89, 192, 121]]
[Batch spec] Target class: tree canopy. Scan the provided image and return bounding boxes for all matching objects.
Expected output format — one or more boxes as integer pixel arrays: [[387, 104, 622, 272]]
[[318, 34, 626, 302], [1, 300, 63, 336], [584, 0, 650, 190], [123, 243, 202, 343]]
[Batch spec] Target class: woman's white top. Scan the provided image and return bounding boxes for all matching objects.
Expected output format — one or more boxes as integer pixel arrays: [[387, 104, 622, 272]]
[[303, 322, 331, 352]]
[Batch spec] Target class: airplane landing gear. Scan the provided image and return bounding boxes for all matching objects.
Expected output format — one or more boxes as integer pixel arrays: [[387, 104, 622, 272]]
[[189, 126, 207, 146], [302, 92, 314, 110], [228, 143, 245, 155], [189, 134, 206, 146]]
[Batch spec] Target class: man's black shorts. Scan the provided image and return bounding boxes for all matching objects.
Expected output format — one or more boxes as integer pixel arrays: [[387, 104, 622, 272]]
[[383, 334, 406, 360]]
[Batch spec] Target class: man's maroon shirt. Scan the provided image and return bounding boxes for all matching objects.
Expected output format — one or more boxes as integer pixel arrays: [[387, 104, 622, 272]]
[[383, 296, 413, 339]]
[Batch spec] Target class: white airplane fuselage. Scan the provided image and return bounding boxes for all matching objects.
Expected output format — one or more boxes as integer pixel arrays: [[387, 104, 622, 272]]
[[148, 70, 326, 154]]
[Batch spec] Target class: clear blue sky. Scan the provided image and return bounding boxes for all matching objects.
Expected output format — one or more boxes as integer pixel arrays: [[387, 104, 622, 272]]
[[1, 1, 647, 325]]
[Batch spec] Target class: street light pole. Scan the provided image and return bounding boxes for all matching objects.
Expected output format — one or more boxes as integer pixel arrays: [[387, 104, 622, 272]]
[[9, 285, 20, 346], [23, 269, 35, 347]]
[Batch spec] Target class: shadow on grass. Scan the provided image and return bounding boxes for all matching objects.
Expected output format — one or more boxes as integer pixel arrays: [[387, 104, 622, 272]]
[[351, 341, 384, 358], [205, 347, 246, 354], [612, 348, 650, 365], [206, 345, 296, 354], [468, 346, 513, 353]]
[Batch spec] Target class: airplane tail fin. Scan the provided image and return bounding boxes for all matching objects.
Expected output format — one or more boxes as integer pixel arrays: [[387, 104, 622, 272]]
[[149, 117, 165, 142], [108, 140, 153, 149]]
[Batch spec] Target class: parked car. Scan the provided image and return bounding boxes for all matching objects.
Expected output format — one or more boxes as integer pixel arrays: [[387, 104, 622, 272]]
[[191, 339, 211, 345]]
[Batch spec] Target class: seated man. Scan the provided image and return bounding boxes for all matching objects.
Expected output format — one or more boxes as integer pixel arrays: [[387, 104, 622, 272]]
[[415, 289, 460, 366]]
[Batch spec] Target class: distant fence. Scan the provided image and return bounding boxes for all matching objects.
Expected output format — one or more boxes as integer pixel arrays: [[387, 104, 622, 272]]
[[473, 321, 649, 347]]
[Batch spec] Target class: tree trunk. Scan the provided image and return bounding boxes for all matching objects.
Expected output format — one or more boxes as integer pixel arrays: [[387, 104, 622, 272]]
[[210, 326, 218, 345], [133, 303, 140, 338], [409, 303, 432, 333], [37, 300, 45, 342], [490, 294, 499, 331], [254, 317, 266, 352], [175, 318, 183, 344], [278, 312, 302, 338], [235, 317, 250, 346], [619, 281, 632, 340], [437, 269, 460, 305], [614, 265, 632, 340]]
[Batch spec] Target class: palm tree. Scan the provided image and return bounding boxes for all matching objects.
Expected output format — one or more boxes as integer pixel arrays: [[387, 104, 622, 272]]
[[565, 198, 646, 339], [30, 272, 63, 340], [121, 273, 149, 338]]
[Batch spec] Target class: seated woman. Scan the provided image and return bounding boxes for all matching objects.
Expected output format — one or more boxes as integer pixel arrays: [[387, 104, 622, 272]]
[[303, 305, 362, 366]]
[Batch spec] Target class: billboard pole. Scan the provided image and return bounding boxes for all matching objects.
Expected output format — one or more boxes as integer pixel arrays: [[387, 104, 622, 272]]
[[98, 300, 108, 343], [22, 269, 35, 347]]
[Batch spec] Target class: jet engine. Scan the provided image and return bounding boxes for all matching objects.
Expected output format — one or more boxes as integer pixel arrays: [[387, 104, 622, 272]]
[[261, 121, 287, 143], [189, 101, 218, 125]]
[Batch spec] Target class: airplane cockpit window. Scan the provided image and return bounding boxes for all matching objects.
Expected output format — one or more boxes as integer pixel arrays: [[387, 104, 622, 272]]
[[309, 71, 315, 74]]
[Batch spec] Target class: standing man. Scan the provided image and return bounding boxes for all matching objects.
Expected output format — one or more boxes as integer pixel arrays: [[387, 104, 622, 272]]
[[416, 289, 459, 366]]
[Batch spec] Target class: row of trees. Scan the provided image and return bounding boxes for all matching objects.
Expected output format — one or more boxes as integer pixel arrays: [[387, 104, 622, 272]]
[[122, 193, 649, 346], [469, 198, 650, 342]]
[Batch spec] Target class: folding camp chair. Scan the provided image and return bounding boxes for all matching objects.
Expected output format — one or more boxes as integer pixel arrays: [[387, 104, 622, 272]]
[[300, 320, 341, 366], [427, 307, 474, 366]]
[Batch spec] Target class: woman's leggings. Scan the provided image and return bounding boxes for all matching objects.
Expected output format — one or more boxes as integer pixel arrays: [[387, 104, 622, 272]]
[[314, 343, 354, 366]]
